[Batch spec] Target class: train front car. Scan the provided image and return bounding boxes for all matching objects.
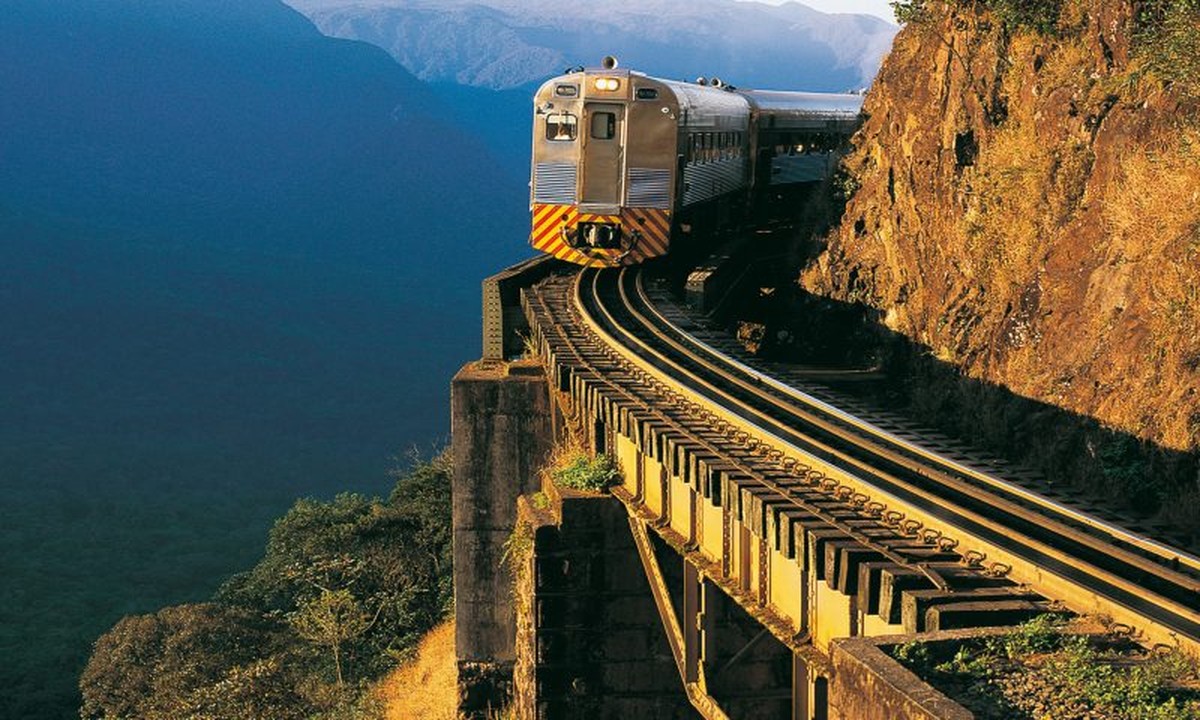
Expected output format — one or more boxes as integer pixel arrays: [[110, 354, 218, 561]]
[[528, 59, 863, 267], [529, 61, 681, 267]]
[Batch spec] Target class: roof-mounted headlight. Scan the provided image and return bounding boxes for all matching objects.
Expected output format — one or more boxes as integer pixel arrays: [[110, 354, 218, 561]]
[[593, 77, 620, 92]]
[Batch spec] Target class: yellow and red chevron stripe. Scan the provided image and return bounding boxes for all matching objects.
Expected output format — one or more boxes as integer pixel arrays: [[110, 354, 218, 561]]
[[530, 203, 672, 267]]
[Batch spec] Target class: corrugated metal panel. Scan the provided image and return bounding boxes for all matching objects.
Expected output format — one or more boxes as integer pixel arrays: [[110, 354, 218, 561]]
[[534, 162, 577, 205], [682, 158, 749, 206], [627, 168, 672, 209]]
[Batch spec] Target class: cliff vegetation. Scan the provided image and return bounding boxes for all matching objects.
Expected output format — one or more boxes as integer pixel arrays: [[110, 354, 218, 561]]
[[79, 454, 453, 720], [802, 0, 1200, 528]]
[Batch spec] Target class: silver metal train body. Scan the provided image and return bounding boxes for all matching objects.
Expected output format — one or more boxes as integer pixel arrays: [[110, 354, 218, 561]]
[[529, 57, 864, 267]]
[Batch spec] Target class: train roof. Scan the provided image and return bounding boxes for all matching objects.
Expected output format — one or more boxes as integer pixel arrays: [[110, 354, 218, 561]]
[[736, 89, 865, 120], [657, 77, 752, 124], [534, 61, 864, 130]]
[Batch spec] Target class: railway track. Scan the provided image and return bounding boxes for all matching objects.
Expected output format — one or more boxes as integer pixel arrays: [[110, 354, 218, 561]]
[[525, 263, 1200, 653]]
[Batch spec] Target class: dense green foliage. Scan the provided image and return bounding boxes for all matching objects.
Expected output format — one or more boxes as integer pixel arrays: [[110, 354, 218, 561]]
[[1136, 0, 1200, 94], [889, 0, 1063, 33], [552, 453, 620, 492], [79, 454, 453, 720], [892, 615, 1200, 719], [79, 604, 290, 720]]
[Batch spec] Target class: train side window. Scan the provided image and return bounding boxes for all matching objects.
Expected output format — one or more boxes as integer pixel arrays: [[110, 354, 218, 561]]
[[545, 112, 578, 142], [591, 111, 616, 140]]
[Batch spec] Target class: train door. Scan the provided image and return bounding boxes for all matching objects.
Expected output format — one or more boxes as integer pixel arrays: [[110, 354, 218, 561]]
[[580, 103, 625, 205]]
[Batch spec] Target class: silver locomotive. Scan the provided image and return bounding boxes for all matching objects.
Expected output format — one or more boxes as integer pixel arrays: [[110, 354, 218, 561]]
[[530, 56, 864, 267]]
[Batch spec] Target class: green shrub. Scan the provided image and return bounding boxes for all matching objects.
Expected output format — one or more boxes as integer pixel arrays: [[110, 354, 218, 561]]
[[889, 0, 1062, 33], [552, 453, 619, 492], [889, 0, 929, 24], [893, 639, 934, 669], [892, 617, 1200, 719], [988, 0, 1062, 34], [1137, 0, 1200, 96], [1003, 613, 1067, 657]]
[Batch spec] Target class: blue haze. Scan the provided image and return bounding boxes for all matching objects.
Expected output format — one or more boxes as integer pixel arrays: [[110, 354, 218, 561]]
[[0, 1, 525, 717]]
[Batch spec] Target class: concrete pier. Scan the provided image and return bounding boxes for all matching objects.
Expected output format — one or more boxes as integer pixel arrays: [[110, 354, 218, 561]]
[[452, 360, 554, 717]]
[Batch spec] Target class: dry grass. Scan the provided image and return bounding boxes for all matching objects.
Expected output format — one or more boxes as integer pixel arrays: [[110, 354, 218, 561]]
[[542, 428, 586, 483], [377, 620, 457, 720], [1103, 128, 1200, 416], [959, 38, 1097, 296], [1103, 130, 1200, 257]]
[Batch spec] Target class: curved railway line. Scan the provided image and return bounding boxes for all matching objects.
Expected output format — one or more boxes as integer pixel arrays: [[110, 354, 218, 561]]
[[526, 262, 1200, 654]]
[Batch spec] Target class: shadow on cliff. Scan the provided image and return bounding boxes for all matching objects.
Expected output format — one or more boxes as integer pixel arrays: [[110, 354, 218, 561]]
[[721, 243, 1199, 548]]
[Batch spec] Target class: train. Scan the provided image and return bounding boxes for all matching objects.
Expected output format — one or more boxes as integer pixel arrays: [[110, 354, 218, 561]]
[[529, 56, 865, 267]]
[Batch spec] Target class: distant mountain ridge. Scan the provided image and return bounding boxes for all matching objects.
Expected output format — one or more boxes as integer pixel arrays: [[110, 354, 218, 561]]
[[288, 0, 897, 91], [0, 0, 525, 262]]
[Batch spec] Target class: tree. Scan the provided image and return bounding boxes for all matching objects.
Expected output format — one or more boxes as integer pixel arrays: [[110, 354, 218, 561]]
[[289, 589, 373, 688], [79, 603, 283, 720], [81, 454, 455, 718], [216, 452, 453, 678], [180, 657, 308, 720]]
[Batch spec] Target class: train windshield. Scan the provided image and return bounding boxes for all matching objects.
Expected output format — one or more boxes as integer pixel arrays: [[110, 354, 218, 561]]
[[545, 112, 578, 141]]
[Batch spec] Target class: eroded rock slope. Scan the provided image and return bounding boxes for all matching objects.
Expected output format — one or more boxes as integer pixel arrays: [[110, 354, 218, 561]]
[[806, 1, 1199, 457]]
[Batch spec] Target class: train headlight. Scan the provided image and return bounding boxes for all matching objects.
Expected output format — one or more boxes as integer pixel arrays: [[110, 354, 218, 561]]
[[593, 77, 620, 92]]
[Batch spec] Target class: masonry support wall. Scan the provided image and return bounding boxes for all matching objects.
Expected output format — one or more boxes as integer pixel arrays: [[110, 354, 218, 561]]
[[453, 361, 554, 717], [512, 490, 694, 720]]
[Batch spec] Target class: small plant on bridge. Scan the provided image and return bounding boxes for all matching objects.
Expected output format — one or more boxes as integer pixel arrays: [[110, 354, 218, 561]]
[[553, 452, 619, 492]]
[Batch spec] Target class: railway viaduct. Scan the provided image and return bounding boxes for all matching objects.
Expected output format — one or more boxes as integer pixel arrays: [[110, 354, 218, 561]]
[[450, 257, 1200, 720]]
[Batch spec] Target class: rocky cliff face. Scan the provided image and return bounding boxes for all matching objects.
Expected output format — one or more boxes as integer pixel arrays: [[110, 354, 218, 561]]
[[804, 1, 1200, 471]]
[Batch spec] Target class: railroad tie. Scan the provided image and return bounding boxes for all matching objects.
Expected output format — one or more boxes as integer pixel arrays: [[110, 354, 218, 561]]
[[902, 586, 1045, 633], [925, 599, 1055, 632], [876, 563, 1011, 625], [693, 453, 729, 501], [739, 484, 778, 538], [847, 543, 960, 611], [826, 541, 881, 594], [806, 528, 855, 583], [781, 509, 826, 568], [856, 562, 894, 616]]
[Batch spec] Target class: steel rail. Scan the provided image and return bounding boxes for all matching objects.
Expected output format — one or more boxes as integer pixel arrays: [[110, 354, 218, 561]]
[[569, 269, 961, 587], [579, 265, 1199, 648], [636, 273, 1200, 577], [628, 271, 1200, 598]]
